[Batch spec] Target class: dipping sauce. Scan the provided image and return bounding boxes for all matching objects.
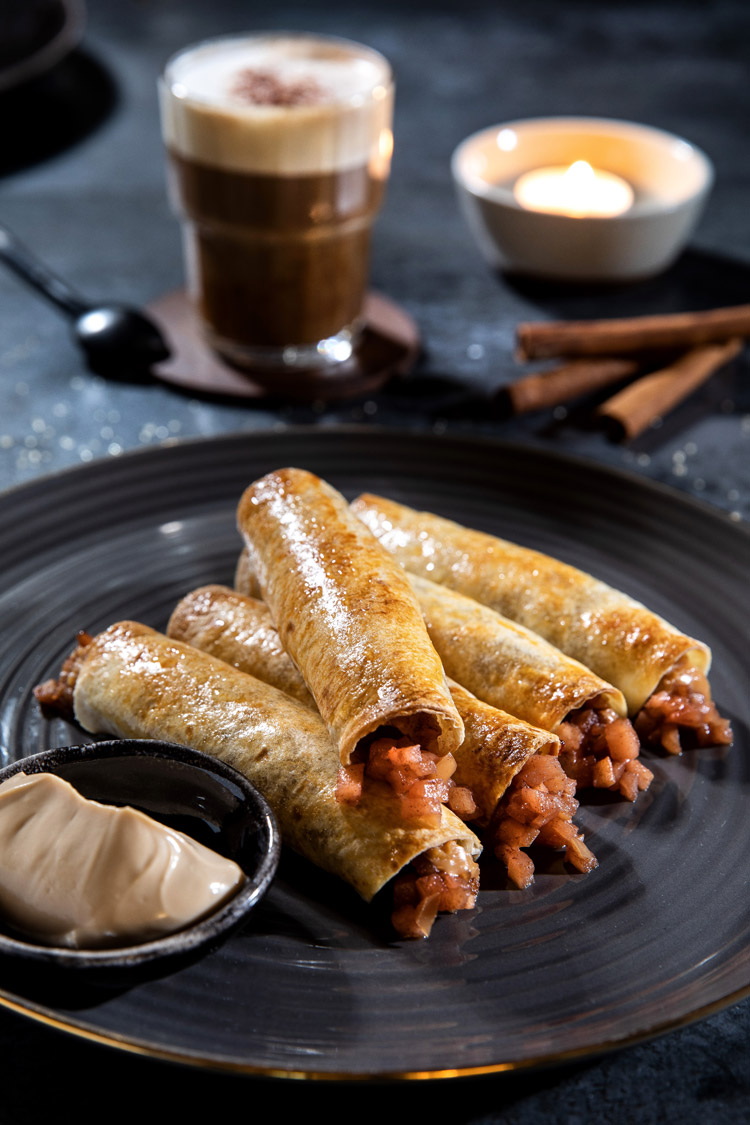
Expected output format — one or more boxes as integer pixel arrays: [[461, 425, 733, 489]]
[[0, 772, 246, 949]]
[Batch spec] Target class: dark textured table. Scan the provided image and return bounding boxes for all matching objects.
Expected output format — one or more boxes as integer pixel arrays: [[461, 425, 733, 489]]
[[1, 1, 749, 1120]]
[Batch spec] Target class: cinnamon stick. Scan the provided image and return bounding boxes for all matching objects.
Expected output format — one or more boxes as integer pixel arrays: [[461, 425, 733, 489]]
[[499, 357, 640, 415], [597, 337, 743, 441], [516, 304, 750, 362]]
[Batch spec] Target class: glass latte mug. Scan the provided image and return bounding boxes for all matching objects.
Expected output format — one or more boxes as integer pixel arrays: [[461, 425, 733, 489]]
[[159, 33, 394, 372]]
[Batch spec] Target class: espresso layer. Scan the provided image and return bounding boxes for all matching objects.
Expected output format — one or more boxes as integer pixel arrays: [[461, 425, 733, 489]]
[[190, 222, 371, 350], [169, 150, 384, 230], [172, 154, 385, 351]]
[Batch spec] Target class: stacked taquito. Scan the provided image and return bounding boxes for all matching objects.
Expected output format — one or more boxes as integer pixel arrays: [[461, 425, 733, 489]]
[[352, 494, 732, 757], [34, 623, 482, 940], [236, 467, 470, 823], [169, 585, 598, 892], [236, 548, 652, 801]]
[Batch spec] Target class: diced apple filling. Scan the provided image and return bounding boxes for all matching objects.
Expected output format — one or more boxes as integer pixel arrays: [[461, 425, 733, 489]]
[[635, 661, 733, 755], [32, 630, 94, 721], [336, 737, 476, 826], [390, 841, 480, 939], [491, 754, 597, 889], [557, 707, 653, 801]]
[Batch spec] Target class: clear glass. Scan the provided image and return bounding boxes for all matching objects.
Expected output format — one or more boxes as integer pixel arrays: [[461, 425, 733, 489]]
[[160, 32, 394, 371]]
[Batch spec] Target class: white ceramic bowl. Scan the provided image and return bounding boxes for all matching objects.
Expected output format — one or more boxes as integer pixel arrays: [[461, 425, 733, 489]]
[[451, 116, 714, 282]]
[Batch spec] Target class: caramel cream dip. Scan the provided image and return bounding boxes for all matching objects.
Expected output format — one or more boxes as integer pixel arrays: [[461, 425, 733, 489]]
[[0, 772, 245, 949]]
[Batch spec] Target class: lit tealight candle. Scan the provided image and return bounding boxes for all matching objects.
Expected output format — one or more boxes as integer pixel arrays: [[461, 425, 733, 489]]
[[514, 160, 634, 218]]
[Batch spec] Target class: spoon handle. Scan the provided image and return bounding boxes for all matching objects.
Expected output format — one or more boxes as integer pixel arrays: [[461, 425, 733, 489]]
[[0, 222, 88, 318]]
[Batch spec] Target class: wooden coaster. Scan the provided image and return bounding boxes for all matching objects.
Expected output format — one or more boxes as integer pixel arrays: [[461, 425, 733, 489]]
[[147, 290, 421, 402]]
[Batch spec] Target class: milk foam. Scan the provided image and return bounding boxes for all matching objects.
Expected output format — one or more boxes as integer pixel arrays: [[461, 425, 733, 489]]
[[161, 34, 393, 176]]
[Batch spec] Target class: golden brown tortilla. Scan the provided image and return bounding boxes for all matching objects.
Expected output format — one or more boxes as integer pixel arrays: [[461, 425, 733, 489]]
[[237, 469, 464, 762], [168, 586, 558, 826], [233, 551, 625, 730], [408, 573, 626, 729], [168, 584, 315, 707], [351, 494, 710, 715], [72, 621, 481, 902]]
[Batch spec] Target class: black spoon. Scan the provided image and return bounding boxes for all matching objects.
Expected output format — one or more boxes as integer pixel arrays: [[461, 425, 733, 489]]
[[0, 222, 171, 377]]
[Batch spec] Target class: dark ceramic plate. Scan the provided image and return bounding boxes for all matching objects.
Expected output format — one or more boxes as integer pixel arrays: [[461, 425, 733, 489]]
[[0, 428, 748, 1077], [0, 740, 280, 982]]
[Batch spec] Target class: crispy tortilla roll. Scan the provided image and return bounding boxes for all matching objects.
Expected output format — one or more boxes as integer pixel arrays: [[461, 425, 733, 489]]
[[169, 583, 316, 709], [408, 574, 652, 802], [169, 586, 596, 887], [352, 494, 732, 754], [35, 622, 481, 939], [237, 468, 465, 814], [237, 469, 463, 762], [408, 573, 625, 728]]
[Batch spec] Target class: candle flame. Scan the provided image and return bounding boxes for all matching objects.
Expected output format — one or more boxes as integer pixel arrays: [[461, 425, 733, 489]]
[[561, 161, 596, 214], [513, 160, 634, 217]]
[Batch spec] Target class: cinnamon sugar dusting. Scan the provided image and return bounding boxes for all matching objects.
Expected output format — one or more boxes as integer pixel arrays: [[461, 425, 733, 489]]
[[231, 68, 327, 106]]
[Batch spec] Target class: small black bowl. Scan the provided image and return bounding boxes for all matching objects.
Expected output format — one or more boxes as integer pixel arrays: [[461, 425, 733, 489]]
[[0, 740, 280, 984]]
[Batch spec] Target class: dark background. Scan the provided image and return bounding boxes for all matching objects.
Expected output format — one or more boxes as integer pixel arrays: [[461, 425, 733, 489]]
[[1, 1, 749, 1121]]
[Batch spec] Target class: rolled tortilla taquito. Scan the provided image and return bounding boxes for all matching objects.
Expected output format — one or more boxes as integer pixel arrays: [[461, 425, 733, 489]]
[[407, 574, 652, 801], [352, 494, 732, 756], [34, 622, 481, 940], [169, 586, 597, 889], [235, 551, 651, 800], [237, 468, 465, 818]]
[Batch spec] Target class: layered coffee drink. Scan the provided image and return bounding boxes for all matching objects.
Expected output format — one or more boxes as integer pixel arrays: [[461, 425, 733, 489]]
[[160, 34, 394, 370]]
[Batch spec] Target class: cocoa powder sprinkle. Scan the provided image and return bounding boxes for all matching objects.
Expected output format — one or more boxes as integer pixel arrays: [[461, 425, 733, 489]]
[[231, 68, 326, 106]]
